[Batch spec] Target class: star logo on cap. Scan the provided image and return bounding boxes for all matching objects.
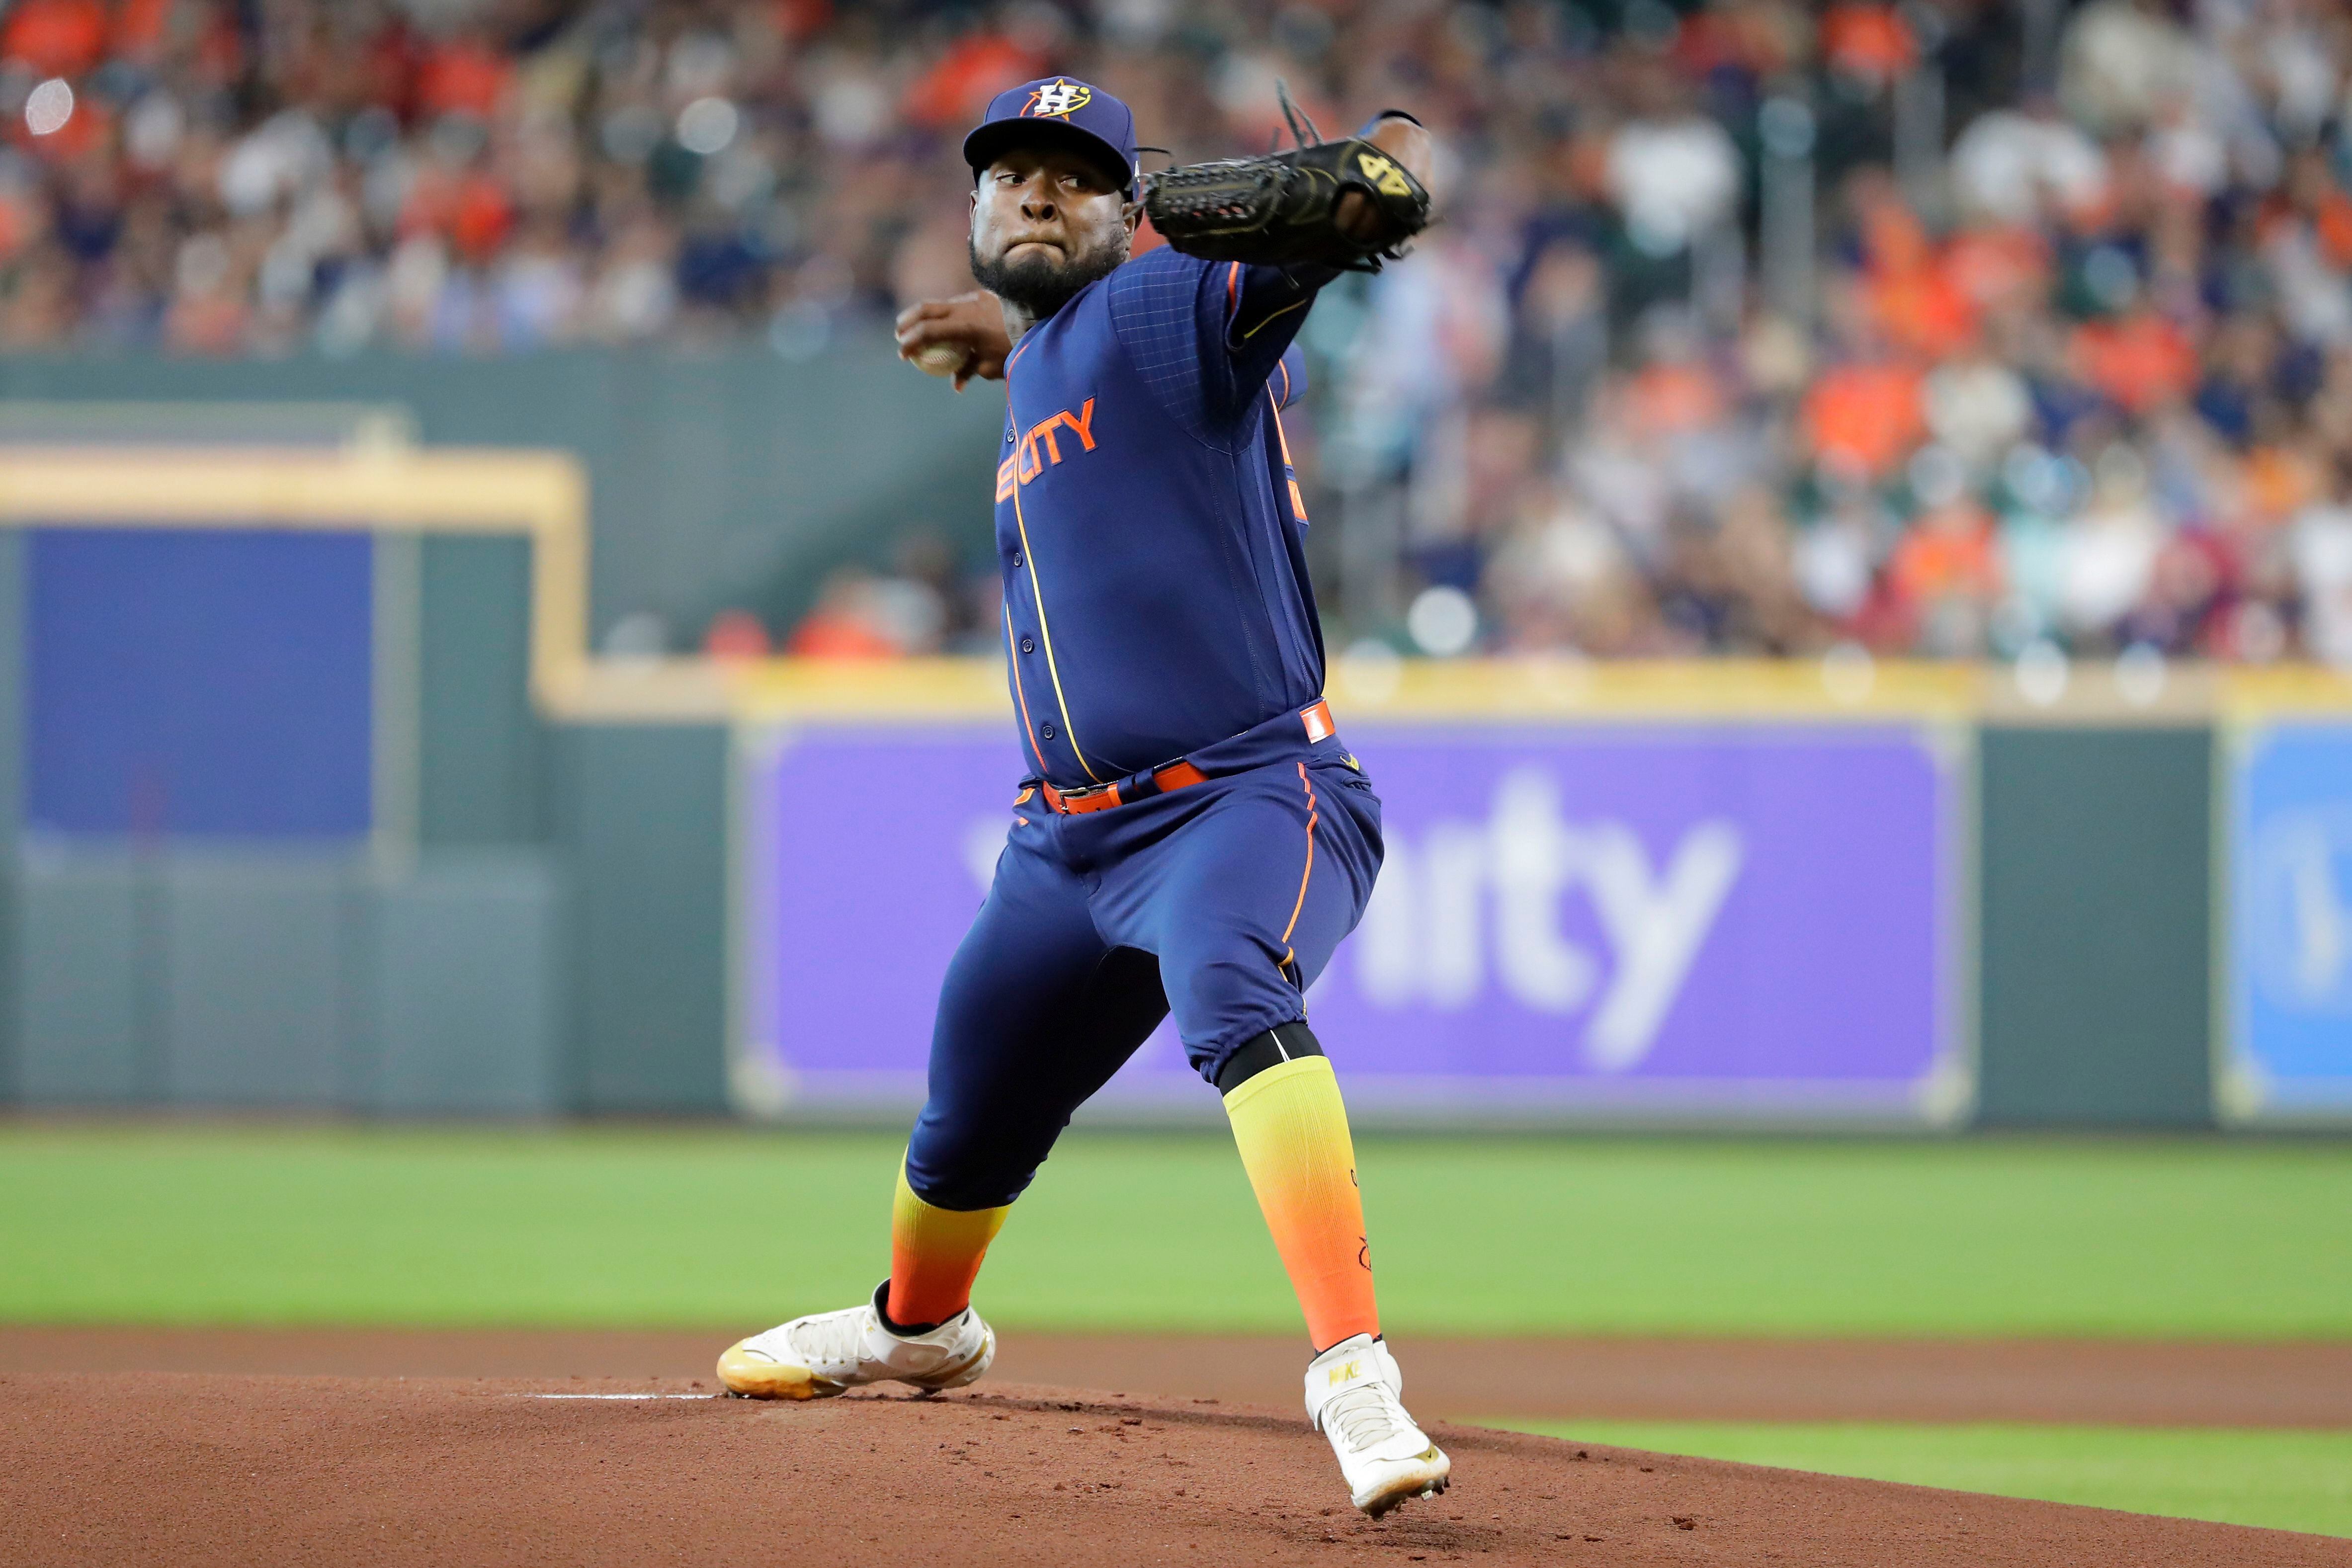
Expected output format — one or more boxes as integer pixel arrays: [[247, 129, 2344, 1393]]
[[1024, 79, 1092, 119]]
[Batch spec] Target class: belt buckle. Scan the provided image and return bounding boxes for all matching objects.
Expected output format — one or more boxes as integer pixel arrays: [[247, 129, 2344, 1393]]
[[1052, 779, 1121, 815]]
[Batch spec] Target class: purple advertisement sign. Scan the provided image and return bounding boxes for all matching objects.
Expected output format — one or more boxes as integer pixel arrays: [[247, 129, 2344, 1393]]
[[740, 723, 1957, 1123]]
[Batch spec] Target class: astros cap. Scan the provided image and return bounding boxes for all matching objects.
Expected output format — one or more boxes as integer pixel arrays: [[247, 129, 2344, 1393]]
[[964, 78, 1139, 198]]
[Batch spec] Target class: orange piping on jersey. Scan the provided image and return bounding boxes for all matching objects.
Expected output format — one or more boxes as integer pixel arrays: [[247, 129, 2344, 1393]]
[[1267, 391, 1298, 462], [1008, 465, 1103, 782], [1002, 599, 1051, 776], [1276, 358, 1292, 406], [1227, 261, 1241, 317], [1278, 761, 1320, 966], [1268, 390, 1309, 524]]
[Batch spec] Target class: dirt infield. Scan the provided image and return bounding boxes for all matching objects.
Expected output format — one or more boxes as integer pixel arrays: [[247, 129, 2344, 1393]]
[[5, 1372, 2348, 1568], [8, 1325, 2350, 1427]]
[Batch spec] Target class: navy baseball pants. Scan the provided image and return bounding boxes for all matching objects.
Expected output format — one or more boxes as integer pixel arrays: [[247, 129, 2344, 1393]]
[[903, 751, 1382, 1211]]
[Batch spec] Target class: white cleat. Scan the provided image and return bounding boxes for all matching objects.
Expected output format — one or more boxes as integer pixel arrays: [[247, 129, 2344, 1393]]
[[716, 1283, 995, 1401], [1305, 1333, 1452, 1518]]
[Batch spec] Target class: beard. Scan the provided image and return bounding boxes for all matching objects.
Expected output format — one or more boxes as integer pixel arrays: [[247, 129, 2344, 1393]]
[[970, 229, 1129, 320]]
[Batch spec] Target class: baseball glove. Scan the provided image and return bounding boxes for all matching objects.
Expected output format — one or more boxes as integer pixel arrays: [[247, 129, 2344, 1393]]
[[1142, 87, 1431, 273]]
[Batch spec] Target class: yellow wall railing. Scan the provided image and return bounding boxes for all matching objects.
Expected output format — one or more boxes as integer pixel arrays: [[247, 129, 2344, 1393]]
[[3, 442, 2348, 726]]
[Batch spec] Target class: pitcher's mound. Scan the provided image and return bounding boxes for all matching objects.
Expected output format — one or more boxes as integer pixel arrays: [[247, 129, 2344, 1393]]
[[2, 1373, 2341, 1567]]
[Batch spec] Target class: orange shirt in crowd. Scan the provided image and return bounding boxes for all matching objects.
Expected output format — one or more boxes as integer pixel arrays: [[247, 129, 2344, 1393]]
[[1802, 360, 1926, 479], [1857, 197, 1979, 358], [786, 613, 899, 659], [110, 0, 170, 60], [1869, 264, 1976, 359], [1889, 502, 2001, 602], [1859, 190, 1933, 276], [2242, 444, 2324, 525], [0, 0, 106, 77], [417, 35, 512, 120], [2315, 190, 2352, 270], [2070, 312, 2197, 415], [449, 175, 514, 262], [397, 165, 514, 260], [1940, 224, 2051, 312], [1820, 3, 1916, 79]]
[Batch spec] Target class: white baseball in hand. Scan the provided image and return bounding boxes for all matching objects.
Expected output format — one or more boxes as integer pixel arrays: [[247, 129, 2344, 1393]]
[[913, 343, 969, 378]]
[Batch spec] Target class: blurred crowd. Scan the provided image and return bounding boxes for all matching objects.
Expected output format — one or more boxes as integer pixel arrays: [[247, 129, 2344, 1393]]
[[6, 0, 2352, 662], [1327, 0, 2352, 666]]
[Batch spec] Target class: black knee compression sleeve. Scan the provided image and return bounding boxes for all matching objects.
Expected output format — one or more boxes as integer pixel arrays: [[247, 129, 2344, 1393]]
[[1214, 1021, 1327, 1094]]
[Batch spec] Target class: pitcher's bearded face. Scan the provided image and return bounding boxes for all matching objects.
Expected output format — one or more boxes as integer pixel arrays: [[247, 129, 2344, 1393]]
[[970, 146, 1135, 320]]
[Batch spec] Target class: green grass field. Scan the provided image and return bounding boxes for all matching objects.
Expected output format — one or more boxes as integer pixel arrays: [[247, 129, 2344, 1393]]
[[5, 1125, 2349, 1538], [1493, 1421, 2352, 1540], [2, 1125, 2348, 1334]]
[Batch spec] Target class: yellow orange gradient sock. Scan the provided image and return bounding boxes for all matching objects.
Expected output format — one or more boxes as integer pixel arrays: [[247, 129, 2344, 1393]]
[[885, 1167, 1008, 1328], [1222, 1055, 1380, 1351]]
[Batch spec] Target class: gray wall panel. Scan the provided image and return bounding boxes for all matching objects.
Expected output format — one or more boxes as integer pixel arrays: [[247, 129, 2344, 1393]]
[[162, 859, 350, 1106], [374, 853, 562, 1115], [16, 853, 145, 1102], [1977, 726, 2214, 1127], [419, 536, 541, 848], [0, 529, 21, 841], [552, 725, 728, 1113]]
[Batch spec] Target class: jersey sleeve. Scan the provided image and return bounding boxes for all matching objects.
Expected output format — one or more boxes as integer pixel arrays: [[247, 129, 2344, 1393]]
[[1225, 262, 1336, 401], [1105, 247, 1330, 445]]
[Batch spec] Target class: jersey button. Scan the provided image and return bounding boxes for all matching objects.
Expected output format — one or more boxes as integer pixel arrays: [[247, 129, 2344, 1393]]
[[1020, 637, 1034, 655], [1011, 553, 1023, 568], [1040, 722, 1057, 740]]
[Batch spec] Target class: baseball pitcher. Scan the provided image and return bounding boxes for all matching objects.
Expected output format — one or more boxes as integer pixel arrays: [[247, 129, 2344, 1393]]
[[718, 76, 1443, 1518]]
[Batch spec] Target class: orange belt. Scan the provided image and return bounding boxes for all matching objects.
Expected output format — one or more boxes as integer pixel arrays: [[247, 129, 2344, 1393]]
[[1039, 700, 1335, 816], [1041, 759, 1207, 815]]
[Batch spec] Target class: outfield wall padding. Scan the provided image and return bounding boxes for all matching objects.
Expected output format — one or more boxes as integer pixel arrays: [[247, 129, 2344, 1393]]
[[548, 724, 731, 1115], [419, 536, 544, 850], [9, 849, 567, 1114], [1976, 726, 2215, 1128]]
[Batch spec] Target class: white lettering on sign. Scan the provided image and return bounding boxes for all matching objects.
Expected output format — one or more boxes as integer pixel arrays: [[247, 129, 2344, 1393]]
[[1354, 767, 1743, 1071], [2249, 805, 2352, 1015]]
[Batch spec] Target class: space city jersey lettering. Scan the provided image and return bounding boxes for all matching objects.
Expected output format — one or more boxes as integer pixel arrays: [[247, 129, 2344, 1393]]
[[996, 247, 1325, 790], [997, 399, 1098, 500]]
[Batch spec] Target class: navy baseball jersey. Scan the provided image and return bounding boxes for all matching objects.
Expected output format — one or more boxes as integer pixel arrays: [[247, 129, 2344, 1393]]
[[996, 245, 1322, 789]]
